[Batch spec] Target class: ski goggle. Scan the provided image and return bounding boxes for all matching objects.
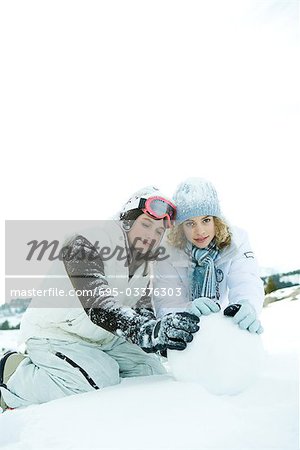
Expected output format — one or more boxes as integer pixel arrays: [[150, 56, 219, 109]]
[[139, 196, 176, 228]]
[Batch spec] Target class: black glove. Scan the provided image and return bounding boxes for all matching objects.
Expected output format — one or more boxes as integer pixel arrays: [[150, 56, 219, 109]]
[[224, 301, 263, 334], [223, 304, 242, 317], [139, 312, 200, 353]]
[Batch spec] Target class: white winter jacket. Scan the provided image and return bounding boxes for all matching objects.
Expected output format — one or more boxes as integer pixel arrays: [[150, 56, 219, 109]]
[[153, 226, 264, 318], [20, 220, 154, 346]]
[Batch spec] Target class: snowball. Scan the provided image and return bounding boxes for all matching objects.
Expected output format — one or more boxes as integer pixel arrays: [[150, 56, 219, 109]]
[[168, 312, 265, 395]]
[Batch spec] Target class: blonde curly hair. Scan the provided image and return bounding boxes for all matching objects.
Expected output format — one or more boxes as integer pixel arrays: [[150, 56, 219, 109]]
[[167, 217, 232, 250]]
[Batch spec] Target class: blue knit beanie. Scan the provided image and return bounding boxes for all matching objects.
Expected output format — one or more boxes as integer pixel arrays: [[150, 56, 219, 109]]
[[173, 178, 221, 224]]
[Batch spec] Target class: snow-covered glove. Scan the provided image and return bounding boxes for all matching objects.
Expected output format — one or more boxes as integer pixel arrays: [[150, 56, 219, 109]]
[[189, 297, 220, 317], [139, 312, 200, 352], [224, 300, 263, 334]]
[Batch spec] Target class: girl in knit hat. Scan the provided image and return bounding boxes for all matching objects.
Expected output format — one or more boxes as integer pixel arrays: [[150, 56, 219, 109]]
[[154, 178, 264, 335]]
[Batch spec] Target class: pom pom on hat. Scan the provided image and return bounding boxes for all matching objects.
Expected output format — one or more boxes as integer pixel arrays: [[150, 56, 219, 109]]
[[173, 178, 221, 224]]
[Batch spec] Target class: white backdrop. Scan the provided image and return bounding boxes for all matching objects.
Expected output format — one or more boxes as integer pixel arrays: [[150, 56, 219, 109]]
[[1, 1, 299, 302]]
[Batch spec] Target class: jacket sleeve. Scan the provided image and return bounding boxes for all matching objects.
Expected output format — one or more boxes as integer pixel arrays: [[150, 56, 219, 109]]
[[153, 260, 190, 318], [227, 230, 265, 315], [62, 235, 156, 347]]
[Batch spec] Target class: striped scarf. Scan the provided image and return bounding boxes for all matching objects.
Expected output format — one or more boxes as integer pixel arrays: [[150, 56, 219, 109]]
[[187, 239, 220, 301]]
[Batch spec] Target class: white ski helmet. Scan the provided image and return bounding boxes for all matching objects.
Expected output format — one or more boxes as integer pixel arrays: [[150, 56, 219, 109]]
[[120, 186, 176, 229]]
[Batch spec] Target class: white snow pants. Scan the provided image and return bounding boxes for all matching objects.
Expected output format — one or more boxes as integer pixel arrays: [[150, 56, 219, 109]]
[[0, 336, 166, 408]]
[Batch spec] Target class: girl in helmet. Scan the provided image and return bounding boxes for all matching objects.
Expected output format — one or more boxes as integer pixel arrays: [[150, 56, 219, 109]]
[[154, 178, 264, 335], [0, 187, 199, 411]]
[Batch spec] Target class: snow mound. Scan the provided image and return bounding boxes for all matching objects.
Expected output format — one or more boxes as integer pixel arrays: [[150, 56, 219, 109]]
[[168, 312, 265, 395], [0, 301, 298, 449]]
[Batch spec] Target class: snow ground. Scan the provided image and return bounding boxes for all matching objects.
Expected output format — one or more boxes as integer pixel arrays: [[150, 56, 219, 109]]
[[0, 298, 299, 450], [0, 331, 23, 355]]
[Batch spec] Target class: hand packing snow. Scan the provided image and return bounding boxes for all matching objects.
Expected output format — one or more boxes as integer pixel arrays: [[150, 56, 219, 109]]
[[168, 311, 265, 395]]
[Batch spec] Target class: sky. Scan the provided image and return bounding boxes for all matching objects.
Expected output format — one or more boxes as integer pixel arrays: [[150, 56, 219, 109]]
[[1, 1, 299, 302]]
